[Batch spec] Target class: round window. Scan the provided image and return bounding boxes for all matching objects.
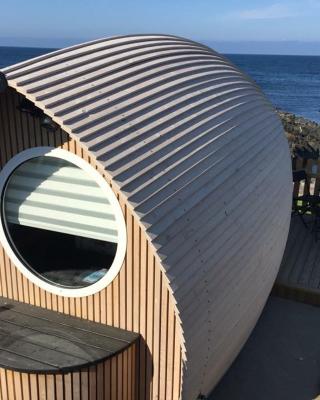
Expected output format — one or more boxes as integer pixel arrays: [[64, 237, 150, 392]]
[[0, 148, 127, 297]]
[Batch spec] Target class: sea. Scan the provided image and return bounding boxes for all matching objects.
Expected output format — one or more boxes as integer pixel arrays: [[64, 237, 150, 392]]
[[0, 46, 320, 123]]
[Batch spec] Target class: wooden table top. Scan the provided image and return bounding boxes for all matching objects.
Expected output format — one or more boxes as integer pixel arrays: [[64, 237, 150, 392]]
[[0, 296, 139, 374]]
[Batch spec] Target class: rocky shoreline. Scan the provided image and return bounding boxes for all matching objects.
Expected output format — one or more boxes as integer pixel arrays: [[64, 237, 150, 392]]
[[277, 110, 320, 158]]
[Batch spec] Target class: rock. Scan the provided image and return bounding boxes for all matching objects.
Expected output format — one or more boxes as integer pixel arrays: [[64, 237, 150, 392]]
[[276, 109, 320, 158]]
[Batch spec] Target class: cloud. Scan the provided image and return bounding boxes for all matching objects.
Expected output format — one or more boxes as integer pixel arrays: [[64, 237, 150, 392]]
[[232, 3, 299, 20]]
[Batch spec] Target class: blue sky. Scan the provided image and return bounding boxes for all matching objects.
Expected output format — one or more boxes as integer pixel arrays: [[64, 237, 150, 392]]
[[0, 0, 320, 54]]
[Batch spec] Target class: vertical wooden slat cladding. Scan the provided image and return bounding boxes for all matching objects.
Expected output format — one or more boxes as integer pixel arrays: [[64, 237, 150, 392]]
[[0, 344, 136, 400], [0, 88, 182, 399]]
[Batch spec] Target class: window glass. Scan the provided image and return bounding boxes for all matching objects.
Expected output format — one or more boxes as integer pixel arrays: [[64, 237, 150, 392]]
[[2, 156, 118, 288]]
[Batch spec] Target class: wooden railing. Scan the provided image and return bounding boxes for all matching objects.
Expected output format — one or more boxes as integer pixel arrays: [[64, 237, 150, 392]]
[[292, 157, 320, 198]]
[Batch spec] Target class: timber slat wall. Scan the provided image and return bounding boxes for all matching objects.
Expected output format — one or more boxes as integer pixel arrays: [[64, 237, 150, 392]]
[[0, 88, 182, 400], [0, 344, 136, 400]]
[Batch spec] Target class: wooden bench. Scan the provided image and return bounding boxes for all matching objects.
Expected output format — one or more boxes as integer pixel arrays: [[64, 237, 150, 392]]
[[0, 296, 139, 374]]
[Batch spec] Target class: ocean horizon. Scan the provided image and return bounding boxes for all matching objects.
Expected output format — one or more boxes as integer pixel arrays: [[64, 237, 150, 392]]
[[1, 45, 320, 123]]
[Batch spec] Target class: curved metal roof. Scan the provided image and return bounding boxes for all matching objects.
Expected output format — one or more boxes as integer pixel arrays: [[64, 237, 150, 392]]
[[2, 34, 269, 246]]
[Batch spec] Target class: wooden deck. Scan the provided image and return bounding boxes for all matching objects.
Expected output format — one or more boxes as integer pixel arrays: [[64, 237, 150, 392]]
[[274, 214, 320, 304]]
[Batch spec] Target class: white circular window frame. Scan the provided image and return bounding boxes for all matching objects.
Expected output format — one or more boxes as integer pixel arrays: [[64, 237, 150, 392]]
[[0, 147, 127, 298]]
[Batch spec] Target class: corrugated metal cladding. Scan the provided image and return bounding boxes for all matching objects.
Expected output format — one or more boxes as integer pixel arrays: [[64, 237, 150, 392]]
[[4, 156, 119, 243], [2, 34, 292, 398]]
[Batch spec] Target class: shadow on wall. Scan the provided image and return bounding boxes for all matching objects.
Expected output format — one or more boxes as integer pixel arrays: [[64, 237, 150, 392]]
[[0, 89, 71, 171], [136, 336, 153, 399]]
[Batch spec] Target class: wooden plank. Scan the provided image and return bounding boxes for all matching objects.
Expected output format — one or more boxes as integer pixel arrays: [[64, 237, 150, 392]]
[[0, 347, 60, 373], [0, 296, 138, 374], [119, 235, 127, 330], [81, 297, 88, 320], [0, 96, 8, 168], [94, 293, 100, 323], [87, 295, 94, 322], [127, 342, 132, 400], [64, 373, 72, 400], [111, 356, 117, 400], [0, 368, 8, 400], [106, 283, 113, 326], [57, 295, 64, 314], [10, 261, 18, 301], [122, 346, 128, 400], [133, 222, 141, 334], [96, 362, 104, 400], [21, 373, 31, 400], [145, 252, 155, 398], [172, 319, 182, 400], [0, 248, 8, 298], [0, 319, 106, 362], [159, 284, 169, 400], [72, 372, 81, 400], [81, 368, 89, 400], [28, 280, 35, 307], [113, 275, 120, 328], [126, 214, 133, 331], [38, 374, 46, 400], [165, 298, 175, 400], [69, 297, 76, 317], [133, 342, 138, 399], [0, 324, 111, 372], [117, 352, 123, 400], [0, 296, 138, 343], [16, 271, 24, 303], [55, 374, 64, 400], [45, 291, 52, 311], [46, 374, 55, 400], [1, 94, 13, 162], [13, 370, 23, 400], [75, 297, 82, 319], [4, 253, 13, 300], [139, 237, 147, 400], [104, 359, 111, 400], [13, 372, 24, 400], [29, 374, 38, 400], [152, 264, 162, 399]]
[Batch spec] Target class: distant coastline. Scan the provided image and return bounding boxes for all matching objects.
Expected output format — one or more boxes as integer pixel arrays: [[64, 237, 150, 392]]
[[1, 38, 320, 56]]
